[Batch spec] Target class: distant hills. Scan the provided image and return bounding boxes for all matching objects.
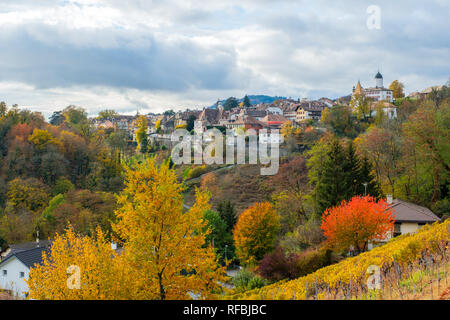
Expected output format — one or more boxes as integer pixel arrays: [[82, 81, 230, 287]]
[[209, 95, 287, 109]]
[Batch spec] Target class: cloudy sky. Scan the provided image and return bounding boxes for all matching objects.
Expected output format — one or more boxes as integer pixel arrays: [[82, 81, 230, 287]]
[[0, 0, 449, 117]]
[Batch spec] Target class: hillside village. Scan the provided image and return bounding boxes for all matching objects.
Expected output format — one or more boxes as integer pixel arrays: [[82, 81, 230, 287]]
[[0, 73, 448, 300], [91, 71, 442, 142]]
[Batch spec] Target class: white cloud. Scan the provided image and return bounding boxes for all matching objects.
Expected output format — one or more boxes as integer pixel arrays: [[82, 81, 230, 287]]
[[0, 0, 448, 114]]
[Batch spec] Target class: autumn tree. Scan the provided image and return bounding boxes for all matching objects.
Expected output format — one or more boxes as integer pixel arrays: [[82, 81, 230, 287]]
[[97, 109, 118, 121], [113, 157, 226, 299], [321, 196, 395, 253], [402, 101, 449, 202], [233, 202, 280, 266], [135, 115, 149, 153], [27, 227, 131, 299], [389, 80, 405, 99], [356, 126, 402, 197], [200, 172, 218, 195], [6, 178, 49, 212]]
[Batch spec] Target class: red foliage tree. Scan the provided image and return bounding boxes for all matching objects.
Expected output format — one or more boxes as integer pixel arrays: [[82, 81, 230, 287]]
[[321, 196, 395, 253]]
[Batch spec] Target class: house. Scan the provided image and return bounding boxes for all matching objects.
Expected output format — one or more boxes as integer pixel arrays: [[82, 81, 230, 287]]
[[318, 97, 336, 108], [281, 104, 298, 122], [266, 106, 284, 116], [370, 101, 397, 119], [0, 241, 51, 298], [295, 101, 328, 122], [260, 114, 288, 129], [225, 115, 264, 133], [368, 195, 441, 250], [240, 108, 267, 121]]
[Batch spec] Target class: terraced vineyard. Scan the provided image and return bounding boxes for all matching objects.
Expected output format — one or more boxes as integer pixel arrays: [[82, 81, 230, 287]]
[[228, 219, 450, 300]]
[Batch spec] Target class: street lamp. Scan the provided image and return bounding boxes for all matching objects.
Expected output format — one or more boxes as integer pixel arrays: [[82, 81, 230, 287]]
[[362, 182, 368, 196]]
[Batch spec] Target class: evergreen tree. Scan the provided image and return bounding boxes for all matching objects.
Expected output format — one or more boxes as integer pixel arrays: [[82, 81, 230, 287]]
[[243, 95, 251, 108], [217, 200, 237, 233], [186, 115, 196, 132], [315, 139, 348, 213], [358, 156, 381, 198], [343, 141, 361, 198]]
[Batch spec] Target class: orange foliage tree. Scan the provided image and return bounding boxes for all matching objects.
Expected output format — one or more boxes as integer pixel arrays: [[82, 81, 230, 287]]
[[321, 196, 395, 253], [233, 202, 280, 266]]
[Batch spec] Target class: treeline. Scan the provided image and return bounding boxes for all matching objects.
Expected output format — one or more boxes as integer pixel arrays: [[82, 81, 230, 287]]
[[0, 104, 126, 247]]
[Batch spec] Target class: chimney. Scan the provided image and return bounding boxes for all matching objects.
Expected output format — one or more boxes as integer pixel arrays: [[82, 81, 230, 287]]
[[111, 241, 117, 251], [386, 194, 393, 204]]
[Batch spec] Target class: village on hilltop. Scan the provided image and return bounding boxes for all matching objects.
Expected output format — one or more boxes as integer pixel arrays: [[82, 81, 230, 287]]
[[91, 71, 443, 141]]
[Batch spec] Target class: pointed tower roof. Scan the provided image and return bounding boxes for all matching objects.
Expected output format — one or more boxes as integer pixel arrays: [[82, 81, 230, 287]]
[[354, 80, 364, 95], [375, 71, 383, 79]]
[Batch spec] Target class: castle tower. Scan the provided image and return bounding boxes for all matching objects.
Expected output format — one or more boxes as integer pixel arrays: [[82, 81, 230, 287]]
[[375, 71, 383, 88]]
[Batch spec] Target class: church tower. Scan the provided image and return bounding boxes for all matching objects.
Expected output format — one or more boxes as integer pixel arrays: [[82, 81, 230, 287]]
[[375, 71, 383, 88], [354, 80, 364, 96]]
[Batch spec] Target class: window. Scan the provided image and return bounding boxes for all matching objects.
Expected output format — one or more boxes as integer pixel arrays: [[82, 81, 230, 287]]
[[394, 223, 401, 237], [20, 272, 25, 278], [2, 270, 6, 276]]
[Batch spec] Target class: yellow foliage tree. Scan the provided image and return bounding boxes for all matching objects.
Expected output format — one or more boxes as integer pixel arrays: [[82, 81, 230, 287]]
[[113, 157, 226, 299], [281, 120, 295, 138], [27, 226, 130, 299], [28, 128, 63, 151], [27, 157, 226, 300], [233, 202, 280, 266], [389, 80, 405, 99]]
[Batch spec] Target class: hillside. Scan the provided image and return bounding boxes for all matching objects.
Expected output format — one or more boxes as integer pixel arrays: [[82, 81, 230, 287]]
[[227, 219, 450, 300]]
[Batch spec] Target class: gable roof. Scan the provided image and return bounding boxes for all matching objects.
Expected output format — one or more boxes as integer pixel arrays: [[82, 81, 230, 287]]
[[0, 246, 50, 269], [390, 199, 441, 223]]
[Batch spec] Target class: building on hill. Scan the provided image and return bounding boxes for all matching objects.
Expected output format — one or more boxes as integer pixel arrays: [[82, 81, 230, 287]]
[[352, 72, 394, 102], [370, 101, 397, 119], [261, 114, 288, 129], [281, 104, 297, 121], [0, 240, 51, 298], [225, 115, 264, 133], [368, 195, 441, 250], [295, 101, 328, 122]]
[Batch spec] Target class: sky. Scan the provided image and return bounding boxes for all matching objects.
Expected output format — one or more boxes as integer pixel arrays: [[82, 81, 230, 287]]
[[0, 0, 449, 118]]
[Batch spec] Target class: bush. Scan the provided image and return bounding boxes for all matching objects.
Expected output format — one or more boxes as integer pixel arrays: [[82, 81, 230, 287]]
[[258, 246, 333, 282], [247, 276, 266, 290], [258, 247, 298, 282], [188, 165, 207, 179], [232, 269, 254, 290], [232, 269, 267, 292], [296, 247, 332, 277]]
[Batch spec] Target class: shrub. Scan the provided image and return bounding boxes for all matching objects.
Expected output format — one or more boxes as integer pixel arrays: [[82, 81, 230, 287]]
[[247, 276, 267, 290], [232, 269, 254, 291], [232, 269, 267, 292], [259, 246, 334, 282], [188, 165, 207, 179], [295, 247, 332, 277]]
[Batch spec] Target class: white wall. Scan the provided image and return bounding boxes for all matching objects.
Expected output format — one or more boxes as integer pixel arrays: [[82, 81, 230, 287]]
[[0, 258, 30, 298], [400, 222, 420, 235]]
